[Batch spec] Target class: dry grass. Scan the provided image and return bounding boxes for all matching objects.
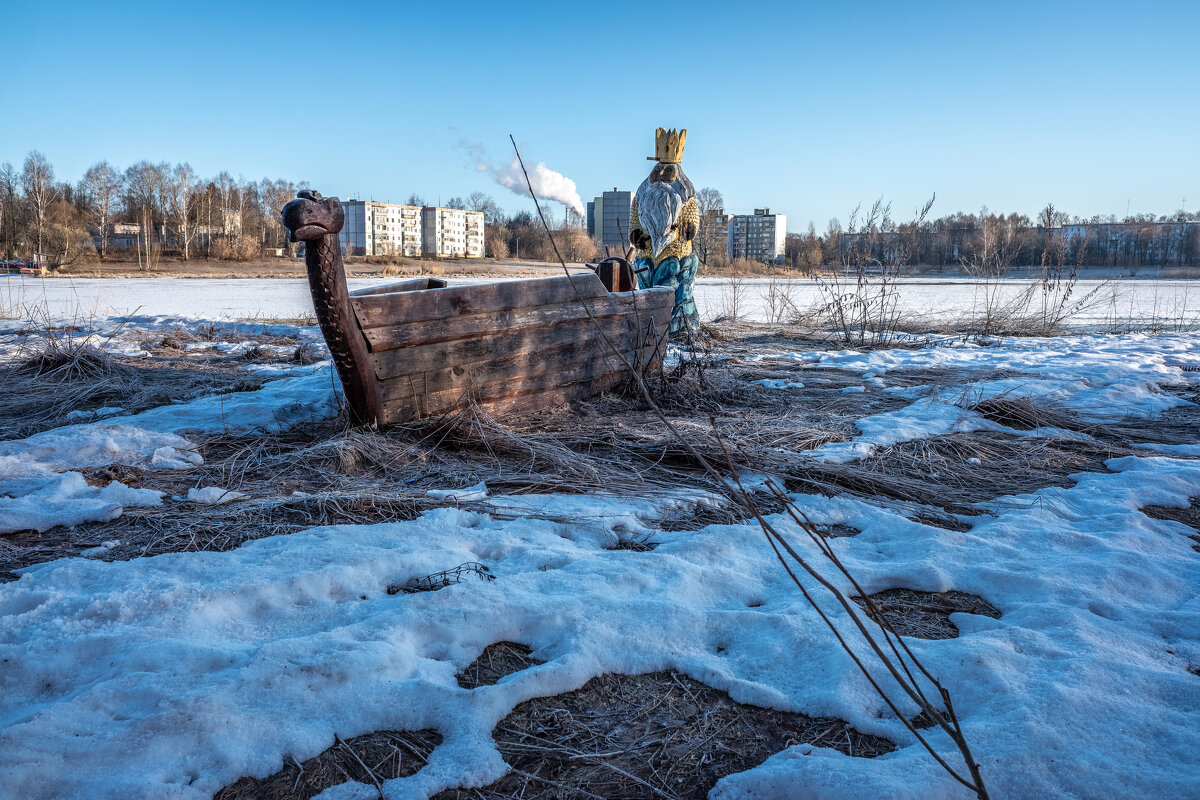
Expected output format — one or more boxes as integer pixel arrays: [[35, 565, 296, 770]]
[[3, 325, 1186, 578], [0, 321, 327, 440], [212, 663, 892, 800], [8, 321, 1197, 796], [852, 589, 1002, 640], [457, 642, 545, 689], [435, 670, 894, 800], [215, 729, 442, 800]]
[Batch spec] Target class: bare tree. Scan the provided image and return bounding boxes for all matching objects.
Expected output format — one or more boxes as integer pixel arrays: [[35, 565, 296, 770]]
[[215, 171, 238, 237], [406, 193, 426, 207], [124, 161, 167, 270], [466, 191, 503, 224], [21, 151, 58, 257], [0, 162, 17, 259], [165, 162, 197, 260], [81, 161, 123, 260], [257, 178, 297, 254]]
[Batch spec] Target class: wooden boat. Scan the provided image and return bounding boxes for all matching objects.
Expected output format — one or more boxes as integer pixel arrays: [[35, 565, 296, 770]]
[[281, 190, 674, 427]]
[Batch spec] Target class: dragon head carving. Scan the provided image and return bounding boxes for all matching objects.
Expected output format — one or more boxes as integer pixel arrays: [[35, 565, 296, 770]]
[[281, 190, 345, 242]]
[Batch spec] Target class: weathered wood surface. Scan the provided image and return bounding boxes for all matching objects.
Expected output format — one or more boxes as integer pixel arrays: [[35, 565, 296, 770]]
[[377, 339, 664, 403], [348, 278, 447, 298], [362, 289, 671, 352], [377, 350, 658, 425], [350, 273, 607, 331], [367, 297, 671, 381], [281, 190, 382, 425]]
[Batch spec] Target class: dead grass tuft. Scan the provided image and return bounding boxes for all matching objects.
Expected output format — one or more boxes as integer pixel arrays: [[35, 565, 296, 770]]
[[968, 394, 1085, 431], [215, 729, 442, 800], [852, 588, 1001, 640], [435, 670, 894, 800], [457, 642, 545, 689]]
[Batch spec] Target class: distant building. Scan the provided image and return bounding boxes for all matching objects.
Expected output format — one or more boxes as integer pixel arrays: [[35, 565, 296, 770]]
[[727, 208, 786, 263], [421, 206, 485, 258], [587, 188, 634, 253], [340, 200, 484, 258]]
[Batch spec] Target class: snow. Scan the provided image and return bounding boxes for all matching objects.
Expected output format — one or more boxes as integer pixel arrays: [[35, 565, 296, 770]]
[[0, 473, 163, 534], [426, 481, 490, 503], [5, 275, 1200, 330], [0, 366, 336, 534], [187, 486, 247, 505], [1, 312, 1199, 799], [2, 462, 1199, 799], [752, 378, 806, 390]]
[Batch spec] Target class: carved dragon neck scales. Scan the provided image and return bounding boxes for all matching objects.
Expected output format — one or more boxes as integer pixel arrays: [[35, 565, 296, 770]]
[[281, 190, 382, 425]]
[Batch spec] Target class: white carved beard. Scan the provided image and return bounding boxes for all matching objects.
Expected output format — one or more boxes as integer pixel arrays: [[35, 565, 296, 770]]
[[636, 180, 684, 258]]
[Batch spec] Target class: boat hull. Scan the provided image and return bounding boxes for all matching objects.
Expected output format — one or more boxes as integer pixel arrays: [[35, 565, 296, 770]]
[[342, 273, 673, 425]]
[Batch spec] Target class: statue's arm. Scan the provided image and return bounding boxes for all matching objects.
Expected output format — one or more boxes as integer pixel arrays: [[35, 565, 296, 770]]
[[629, 197, 650, 251], [680, 197, 699, 242]]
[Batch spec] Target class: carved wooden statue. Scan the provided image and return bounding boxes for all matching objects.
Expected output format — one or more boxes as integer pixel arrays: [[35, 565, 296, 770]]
[[629, 128, 700, 337]]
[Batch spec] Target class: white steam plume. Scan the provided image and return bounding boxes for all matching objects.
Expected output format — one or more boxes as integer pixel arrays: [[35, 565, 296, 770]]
[[475, 154, 584, 217]]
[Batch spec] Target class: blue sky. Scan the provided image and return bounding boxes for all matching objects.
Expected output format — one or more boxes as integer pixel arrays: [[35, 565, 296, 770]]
[[3, 0, 1197, 231]]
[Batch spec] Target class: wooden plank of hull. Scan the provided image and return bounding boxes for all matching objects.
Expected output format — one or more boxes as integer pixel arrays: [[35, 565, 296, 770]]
[[350, 273, 609, 332], [367, 308, 671, 382], [376, 337, 665, 403], [348, 278, 448, 298], [362, 289, 672, 353], [376, 346, 659, 425]]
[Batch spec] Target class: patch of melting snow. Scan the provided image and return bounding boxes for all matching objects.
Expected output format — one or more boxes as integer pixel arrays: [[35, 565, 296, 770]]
[[2, 321, 1199, 799], [187, 487, 247, 505]]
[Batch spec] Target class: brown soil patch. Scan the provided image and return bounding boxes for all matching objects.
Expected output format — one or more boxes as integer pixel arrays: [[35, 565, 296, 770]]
[[853, 588, 1001, 640], [457, 642, 545, 689], [214, 729, 441, 800], [434, 670, 893, 800]]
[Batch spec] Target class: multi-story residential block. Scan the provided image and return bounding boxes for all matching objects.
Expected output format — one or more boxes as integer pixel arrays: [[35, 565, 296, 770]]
[[340, 201, 424, 256], [587, 188, 634, 252], [727, 208, 787, 263], [339, 200, 484, 258], [421, 206, 485, 258]]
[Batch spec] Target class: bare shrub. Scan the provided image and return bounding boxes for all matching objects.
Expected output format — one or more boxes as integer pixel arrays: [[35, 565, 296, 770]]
[[764, 277, 802, 324], [814, 195, 934, 344]]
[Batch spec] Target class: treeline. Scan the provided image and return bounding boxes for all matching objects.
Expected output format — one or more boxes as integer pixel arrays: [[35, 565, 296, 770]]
[[779, 202, 1200, 272], [0, 151, 300, 268]]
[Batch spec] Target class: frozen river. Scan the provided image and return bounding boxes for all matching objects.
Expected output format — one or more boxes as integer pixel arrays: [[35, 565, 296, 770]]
[[3, 273, 1198, 330]]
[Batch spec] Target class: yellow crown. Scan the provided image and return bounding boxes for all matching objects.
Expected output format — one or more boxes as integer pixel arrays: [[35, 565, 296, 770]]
[[647, 127, 687, 163]]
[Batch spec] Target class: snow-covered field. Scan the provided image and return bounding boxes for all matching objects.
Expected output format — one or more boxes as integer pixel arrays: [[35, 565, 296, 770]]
[[4, 274, 1200, 329], [1, 308, 1199, 799]]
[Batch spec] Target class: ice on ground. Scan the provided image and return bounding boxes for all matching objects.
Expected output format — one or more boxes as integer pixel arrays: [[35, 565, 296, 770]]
[[1, 460, 1199, 799], [426, 481, 490, 503], [0, 423, 201, 480], [187, 487, 247, 505], [113, 366, 338, 436], [792, 332, 1199, 463], [2, 320, 1200, 799], [65, 406, 124, 422], [0, 473, 163, 534], [80, 540, 121, 558], [752, 378, 807, 390], [0, 367, 337, 533]]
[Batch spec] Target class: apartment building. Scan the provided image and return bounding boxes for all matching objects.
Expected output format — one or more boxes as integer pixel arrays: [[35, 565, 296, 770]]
[[340, 200, 484, 258], [421, 206, 485, 258], [586, 188, 634, 252], [727, 208, 787, 263]]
